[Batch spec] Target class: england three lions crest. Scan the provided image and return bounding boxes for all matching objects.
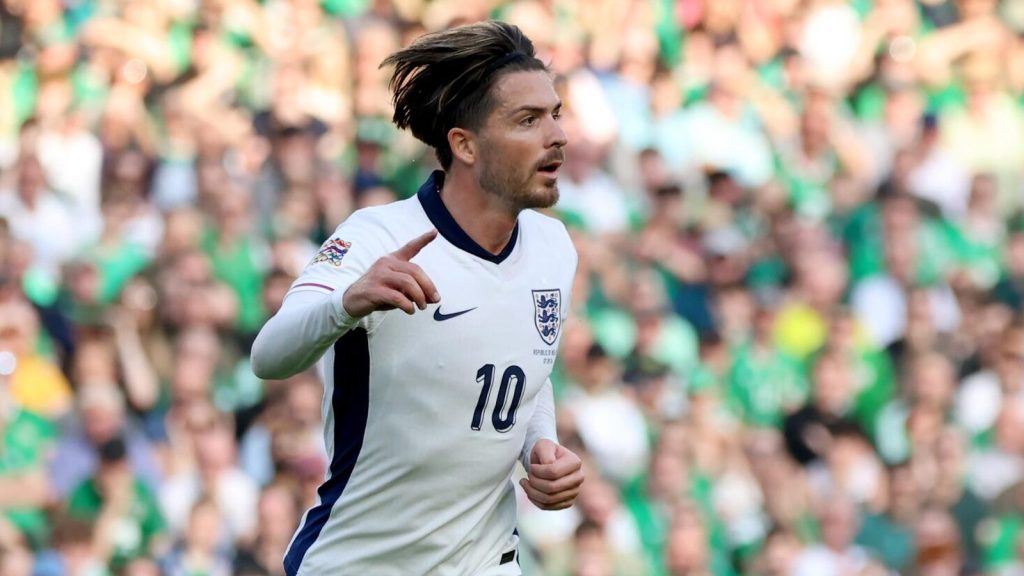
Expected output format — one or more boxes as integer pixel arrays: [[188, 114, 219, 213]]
[[532, 289, 561, 346]]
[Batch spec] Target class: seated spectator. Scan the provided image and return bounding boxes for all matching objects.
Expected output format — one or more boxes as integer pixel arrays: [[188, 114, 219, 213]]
[[159, 408, 259, 542], [783, 349, 866, 466], [791, 497, 872, 576], [233, 481, 302, 576], [160, 499, 233, 576], [65, 436, 166, 571], [562, 344, 650, 485], [0, 296, 72, 419], [0, 360, 54, 548], [33, 516, 108, 576], [50, 384, 161, 498]]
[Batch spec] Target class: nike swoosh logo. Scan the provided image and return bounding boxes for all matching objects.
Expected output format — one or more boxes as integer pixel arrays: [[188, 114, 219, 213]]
[[433, 307, 477, 321]]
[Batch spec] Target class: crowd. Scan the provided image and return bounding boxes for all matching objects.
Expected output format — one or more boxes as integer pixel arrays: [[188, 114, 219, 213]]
[[1, 0, 1024, 574]]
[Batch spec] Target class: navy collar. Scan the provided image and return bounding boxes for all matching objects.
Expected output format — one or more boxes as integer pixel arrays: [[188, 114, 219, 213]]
[[416, 170, 519, 264]]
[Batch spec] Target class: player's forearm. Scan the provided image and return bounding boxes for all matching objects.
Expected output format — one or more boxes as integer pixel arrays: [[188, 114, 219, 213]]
[[521, 378, 558, 469], [251, 289, 357, 380]]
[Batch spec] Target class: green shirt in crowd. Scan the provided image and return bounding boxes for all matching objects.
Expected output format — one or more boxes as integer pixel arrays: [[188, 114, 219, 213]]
[[67, 477, 166, 569], [0, 407, 56, 547]]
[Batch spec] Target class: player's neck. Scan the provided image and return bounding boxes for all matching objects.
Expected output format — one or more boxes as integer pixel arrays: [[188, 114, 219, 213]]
[[439, 170, 518, 256]]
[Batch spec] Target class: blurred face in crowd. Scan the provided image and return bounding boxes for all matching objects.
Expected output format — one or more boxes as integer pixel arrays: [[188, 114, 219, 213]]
[[665, 504, 711, 574], [273, 130, 318, 185], [910, 352, 955, 410], [577, 477, 620, 526], [886, 463, 920, 522], [15, 155, 46, 206], [757, 530, 801, 576], [994, 326, 1024, 389], [81, 389, 126, 446], [648, 449, 689, 503], [811, 353, 853, 415], [194, 416, 236, 479], [1005, 233, 1024, 276], [913, 508, 962, 575], [469, 70, 567, 212], [72, 336, 117, 385], [828, 433, 883, 504], [121, 558, 161, 576], [0, 546, 32, 576], [572, 524, 612, 576], [967, 173, 997, 216], [68, 261, 102, 306], [797, 249, 847, 309], [357, 185, 398, 209], [820, 498, 860, 552], [171, 356, 214, 406], [258, 484, 299, 545], [994, 401, 1024, 453], [958, 0, 997, 20], [908, 404, 946, 452], [0, 298, 37, 356], [96, 456, 132, 498], [187, 500, 223, 554], [581, 351, 619, 392], [288, 374, 323, 428], [262, 271, 296, 316]]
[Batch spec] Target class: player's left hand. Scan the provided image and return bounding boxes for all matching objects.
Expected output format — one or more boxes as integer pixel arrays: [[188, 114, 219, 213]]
[[519, 439, 583, 510]]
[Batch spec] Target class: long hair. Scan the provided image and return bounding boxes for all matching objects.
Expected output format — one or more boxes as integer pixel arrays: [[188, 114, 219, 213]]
[[381, 21, 546, 169]]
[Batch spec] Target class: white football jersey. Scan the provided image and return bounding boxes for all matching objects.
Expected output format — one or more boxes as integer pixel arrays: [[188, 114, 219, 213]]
[[282, 171, 577, 575]]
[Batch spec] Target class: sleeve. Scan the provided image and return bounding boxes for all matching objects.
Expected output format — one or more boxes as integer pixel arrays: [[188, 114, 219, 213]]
[[520, 377, 557, 470], [250, 214, 389, 380]]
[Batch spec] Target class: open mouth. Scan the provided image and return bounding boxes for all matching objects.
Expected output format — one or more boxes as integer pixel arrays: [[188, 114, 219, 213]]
[[538, 160, 562, 175]]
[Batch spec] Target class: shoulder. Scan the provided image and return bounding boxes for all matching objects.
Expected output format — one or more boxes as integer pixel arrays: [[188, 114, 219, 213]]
[[328, 197, 430, 253]]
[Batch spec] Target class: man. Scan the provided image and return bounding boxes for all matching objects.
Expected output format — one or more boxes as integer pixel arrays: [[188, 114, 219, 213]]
[[251, 20, 584, 576]]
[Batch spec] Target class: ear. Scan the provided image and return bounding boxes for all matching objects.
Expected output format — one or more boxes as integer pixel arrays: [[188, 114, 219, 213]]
[[447, 127, 477, 166]]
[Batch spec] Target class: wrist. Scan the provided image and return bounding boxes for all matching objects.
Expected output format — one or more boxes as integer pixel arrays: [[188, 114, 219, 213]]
[[333, 289, 361, 327]]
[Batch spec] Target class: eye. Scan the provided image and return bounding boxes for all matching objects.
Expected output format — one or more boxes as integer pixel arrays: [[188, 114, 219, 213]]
[[552, 110, 562, 121], [521, 115, 537, 127]]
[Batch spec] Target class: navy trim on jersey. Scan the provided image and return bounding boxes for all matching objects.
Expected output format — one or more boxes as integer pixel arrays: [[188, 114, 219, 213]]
[[416, 170, 519, 264], [284, 329, 371, 575]]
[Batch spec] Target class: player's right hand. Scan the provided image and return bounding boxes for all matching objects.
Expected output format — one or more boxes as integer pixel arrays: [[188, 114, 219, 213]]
[[342, 229, 441, 317]]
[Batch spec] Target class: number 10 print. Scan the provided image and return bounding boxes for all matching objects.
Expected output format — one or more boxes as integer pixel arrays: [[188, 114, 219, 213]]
[[472, 364, 525, 433]]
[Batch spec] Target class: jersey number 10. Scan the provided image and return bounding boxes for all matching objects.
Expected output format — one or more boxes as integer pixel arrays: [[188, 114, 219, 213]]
[[472, 364, 525, 433]]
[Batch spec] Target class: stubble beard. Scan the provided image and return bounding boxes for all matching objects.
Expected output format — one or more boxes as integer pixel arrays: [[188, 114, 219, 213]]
[[478, 154, 559, 212]]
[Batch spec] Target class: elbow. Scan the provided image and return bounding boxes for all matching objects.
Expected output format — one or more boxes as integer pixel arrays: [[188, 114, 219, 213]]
[[250, 329, 286, 380], [251, 353, 288, 382]]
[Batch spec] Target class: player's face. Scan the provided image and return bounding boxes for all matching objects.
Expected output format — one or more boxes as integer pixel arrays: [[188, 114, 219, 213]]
[[475, 70, 566, 211]]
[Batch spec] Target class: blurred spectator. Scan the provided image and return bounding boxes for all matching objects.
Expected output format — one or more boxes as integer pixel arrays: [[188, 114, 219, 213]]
[[158, 408, 258, 542], [233, 481, 301, 576], [0, 295, 72, 418], [562, 344, 649, 485], [50, 383, 161, 498], [0, 350, 53, 549], [0, 153, 81, 278], [65, 436, 166, 570], [159, 498, 233, 576], [791, 497, 872, 576]]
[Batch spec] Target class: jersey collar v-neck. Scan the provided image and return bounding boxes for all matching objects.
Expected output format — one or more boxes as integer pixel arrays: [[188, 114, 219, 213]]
[[415, 170, 520, 264]]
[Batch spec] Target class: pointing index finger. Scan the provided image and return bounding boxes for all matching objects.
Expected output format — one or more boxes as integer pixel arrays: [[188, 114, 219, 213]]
[[393, 229, 438, 261]]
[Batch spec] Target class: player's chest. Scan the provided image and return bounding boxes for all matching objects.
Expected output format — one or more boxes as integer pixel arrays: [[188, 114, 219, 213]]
[[371, 252, 568, 372]]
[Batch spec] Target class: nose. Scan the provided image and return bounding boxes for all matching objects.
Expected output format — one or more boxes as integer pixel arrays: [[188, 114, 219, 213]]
[[548, 117, 567, 149]]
